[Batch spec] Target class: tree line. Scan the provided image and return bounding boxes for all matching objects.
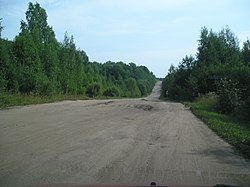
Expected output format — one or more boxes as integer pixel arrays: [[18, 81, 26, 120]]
[[161, 26, 250, 120], [0, 2, 156, 98]]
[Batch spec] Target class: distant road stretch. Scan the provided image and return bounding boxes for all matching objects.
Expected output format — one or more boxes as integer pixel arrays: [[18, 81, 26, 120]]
[[1, 81, 250, 186]]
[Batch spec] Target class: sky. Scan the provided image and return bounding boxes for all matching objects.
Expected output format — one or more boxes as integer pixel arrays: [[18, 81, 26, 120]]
[[0, 0, 250, 77]]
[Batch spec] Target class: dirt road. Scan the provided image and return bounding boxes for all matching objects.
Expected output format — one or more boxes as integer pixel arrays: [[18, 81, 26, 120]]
[[0, 82, 250, 186]]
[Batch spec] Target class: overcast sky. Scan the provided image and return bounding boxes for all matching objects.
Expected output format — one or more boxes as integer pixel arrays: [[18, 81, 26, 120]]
[[0, 0, 249, 77]]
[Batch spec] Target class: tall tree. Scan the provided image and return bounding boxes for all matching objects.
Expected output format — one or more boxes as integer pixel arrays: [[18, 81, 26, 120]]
[[14, 2, 60, 94], [1, 2, 156, 98]]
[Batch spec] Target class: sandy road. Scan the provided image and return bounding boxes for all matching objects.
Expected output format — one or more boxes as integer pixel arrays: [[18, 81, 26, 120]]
[[0, 82, 250, 186]]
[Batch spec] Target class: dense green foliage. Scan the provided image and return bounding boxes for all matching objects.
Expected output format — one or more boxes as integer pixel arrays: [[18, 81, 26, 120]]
[[217, 78, 241, 113], [162, 26, 250, 120], [186, 96, 250, 158], [86, 83, 101, 97], [103, 87, 120, 97], [0, 2, 156, 100]]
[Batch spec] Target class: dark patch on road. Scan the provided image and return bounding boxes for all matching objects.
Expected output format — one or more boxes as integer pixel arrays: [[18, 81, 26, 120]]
[[134, 104, 153, 111]]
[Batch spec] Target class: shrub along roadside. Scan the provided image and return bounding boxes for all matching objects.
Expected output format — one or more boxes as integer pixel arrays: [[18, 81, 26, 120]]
[[185, 95, 250, 159], [103, 87, 120, 97]]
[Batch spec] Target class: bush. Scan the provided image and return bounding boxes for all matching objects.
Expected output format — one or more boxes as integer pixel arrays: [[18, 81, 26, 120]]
[[238, 96, 250, 121], [103, 87, 120, 97], [138, 83, 146, 96], [36, 74, 55, 96], [217, 78, 241, 113], [86, 83, 101, 97], [0, 75, 7, 92]]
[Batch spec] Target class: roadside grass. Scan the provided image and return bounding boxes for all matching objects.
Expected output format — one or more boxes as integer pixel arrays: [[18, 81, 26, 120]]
[[0, 93, 89, 109], [0, 93, 130, 109], [185, 95, 250, 159], [0, 84, 156, 109]]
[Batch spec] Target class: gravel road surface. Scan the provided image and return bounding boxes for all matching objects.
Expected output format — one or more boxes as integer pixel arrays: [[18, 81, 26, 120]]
[[0, 82, 250, 186]]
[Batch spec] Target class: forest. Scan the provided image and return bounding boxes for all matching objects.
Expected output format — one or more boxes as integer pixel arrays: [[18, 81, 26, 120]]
[[161, 26, 250, 121], [0, 2, 156, 100]]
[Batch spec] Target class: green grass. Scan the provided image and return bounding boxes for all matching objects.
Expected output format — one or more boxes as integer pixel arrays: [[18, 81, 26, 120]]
[[0, 93, 128, 109], [185, 95, 250, 159], [0, 93, 90, 109]]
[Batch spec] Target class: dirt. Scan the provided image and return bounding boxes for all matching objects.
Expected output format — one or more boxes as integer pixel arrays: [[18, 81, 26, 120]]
[[0, 81, 250, 186]]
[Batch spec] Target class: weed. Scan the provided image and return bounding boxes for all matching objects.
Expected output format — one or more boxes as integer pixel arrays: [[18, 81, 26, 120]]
[[186, 95, 250, 159]]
